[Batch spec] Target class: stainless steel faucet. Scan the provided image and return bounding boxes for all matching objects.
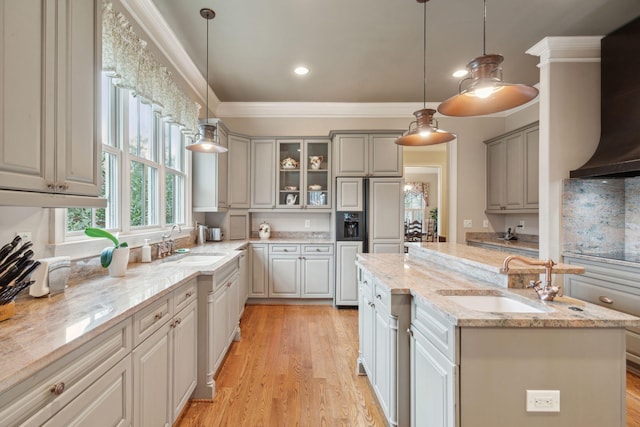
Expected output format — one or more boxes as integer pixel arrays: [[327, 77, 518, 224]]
[[500, 255, 561, 301], [158, 224, 182, 257]]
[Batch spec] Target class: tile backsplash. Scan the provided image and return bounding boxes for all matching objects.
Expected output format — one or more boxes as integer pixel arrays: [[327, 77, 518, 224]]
[[562, 177, 640, 255]]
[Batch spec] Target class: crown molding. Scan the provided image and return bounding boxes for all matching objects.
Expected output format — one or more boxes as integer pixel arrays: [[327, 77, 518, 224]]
[[215, 102, 482, 118], [527, 36, 602, 66], [119, 0, 220, 114]]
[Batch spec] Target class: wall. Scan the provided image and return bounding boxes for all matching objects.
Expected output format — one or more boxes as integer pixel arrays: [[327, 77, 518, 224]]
[[0, 207, 50, 259]]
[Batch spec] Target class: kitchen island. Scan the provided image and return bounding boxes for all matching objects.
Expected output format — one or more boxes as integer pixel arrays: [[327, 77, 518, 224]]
[[357, 242, 639, 427]]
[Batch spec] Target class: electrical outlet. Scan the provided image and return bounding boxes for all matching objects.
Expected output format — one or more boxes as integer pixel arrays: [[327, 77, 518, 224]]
[[483, 220, 489, 228], [304, 219, 311, 228], [519, 220, 525, 228], [463, 219, 472, 228], [16, 231, 32, 243], [526, 390, 560, 412]]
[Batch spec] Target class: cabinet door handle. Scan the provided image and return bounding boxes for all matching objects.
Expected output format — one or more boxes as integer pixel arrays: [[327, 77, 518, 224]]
[[599, 296, 614, 304], [284, 249, 288, 252], [375, 294, 382, 300], [176, 318, 182, 325], [316, 248, 321, 252], [57, 183, 69, 191], [50, 382, 66, 395], [407, 328, 413, 337], [185, 291, 193, 298], [155, 312, 164, 320]]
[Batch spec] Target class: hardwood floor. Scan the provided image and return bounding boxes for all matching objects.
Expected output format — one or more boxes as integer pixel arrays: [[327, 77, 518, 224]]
[[177, 304, 640, 426], [177, 305, 386, 426]]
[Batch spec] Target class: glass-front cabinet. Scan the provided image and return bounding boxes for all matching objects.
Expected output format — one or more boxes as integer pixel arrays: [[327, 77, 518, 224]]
[[276, 139, 331, 210]]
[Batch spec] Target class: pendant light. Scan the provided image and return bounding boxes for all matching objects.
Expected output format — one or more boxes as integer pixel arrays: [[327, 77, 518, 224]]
[[396, 0, 455, 147], [187, 8, 228, 153], [437, 0, 538, 117]]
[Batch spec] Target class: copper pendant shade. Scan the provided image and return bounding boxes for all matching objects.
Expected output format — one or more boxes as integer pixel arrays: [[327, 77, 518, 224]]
[[396, 0, 455, 147], [396, 109, 456, 146], [437, 0, 538, 117], [187, 8, 228, 153]]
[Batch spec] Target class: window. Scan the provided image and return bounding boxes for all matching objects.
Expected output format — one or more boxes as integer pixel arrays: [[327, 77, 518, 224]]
[[404, 182, 428, 225], [65, 74, 188, 238]]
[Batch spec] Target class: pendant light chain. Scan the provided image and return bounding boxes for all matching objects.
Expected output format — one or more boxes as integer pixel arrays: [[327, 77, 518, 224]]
[[482, 0, 487, 56], [205, 14, 209, 122], [422, 1, 427, 110]]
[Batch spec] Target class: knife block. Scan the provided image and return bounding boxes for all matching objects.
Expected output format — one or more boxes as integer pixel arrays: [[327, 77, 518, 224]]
[[0, 301, 15, 322]]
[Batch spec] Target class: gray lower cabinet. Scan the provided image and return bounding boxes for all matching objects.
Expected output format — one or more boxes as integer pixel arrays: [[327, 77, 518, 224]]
[[410, 300, 458, 427], [335, 241, 362, 306], [195, 260, 240, 399], [42, 356, 132, 427], [357, 267, 410, 427], [267, 244, 334, 298], [249, 243, 269, 297], [564, 255, 640, 370], [238, 246, 249, 316], [133, 281, 198, 426], [0, 318, 132, 427]]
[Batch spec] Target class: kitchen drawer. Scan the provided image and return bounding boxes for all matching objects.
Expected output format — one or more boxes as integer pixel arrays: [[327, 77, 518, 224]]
[[215, 259, 239, 291], [358, 268, 373, 298], [412, 298, 458, 363], [174, 279, 197, 314], [565, 275, 640, 318], [302, 244, 333, 255], [133, 295, 172, 346], [270, 245, 300, 254], [373, 281, 391, 312], [0, 318, 132, 427]]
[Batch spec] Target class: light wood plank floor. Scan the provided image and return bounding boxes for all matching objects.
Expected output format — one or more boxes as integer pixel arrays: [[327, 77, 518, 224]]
[[178, 304, 386, 426], [177, 304, 640, 427]]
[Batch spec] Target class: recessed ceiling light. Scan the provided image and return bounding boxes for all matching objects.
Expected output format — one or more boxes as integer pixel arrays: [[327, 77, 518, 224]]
[[452, 69, 468, 78], [294, 66, 309, 75]]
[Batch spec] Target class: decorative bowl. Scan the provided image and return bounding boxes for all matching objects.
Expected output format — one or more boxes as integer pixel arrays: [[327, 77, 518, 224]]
[[280, 157, 299, 169], [284, 186, 297, 191], [308, 184, 322, 190]]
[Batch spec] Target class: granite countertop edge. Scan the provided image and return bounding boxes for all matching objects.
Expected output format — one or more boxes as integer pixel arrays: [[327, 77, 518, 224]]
[[0, 240, 255, 393], [355, 251, 640, 329]]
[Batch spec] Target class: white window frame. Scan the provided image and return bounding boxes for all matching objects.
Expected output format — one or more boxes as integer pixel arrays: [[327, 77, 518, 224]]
[[51, 77, 193, 258]]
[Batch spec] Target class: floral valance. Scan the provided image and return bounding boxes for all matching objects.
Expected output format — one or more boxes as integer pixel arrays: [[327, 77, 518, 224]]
[[404, 181, 429, 206], [102, 3, 200, 134]]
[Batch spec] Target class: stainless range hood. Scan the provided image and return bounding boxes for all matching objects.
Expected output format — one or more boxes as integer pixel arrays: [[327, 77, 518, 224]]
[[571, 17, 640, 178]]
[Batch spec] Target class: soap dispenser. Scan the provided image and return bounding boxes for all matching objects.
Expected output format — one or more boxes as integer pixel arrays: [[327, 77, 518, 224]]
[[141, 239, 152, 262]]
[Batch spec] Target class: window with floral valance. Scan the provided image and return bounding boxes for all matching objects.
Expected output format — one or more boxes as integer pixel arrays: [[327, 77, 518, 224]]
[[404, 181, 429, 226]]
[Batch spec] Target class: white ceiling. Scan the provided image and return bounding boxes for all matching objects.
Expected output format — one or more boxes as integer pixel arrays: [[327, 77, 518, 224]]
[[151, 0, 640, 104]]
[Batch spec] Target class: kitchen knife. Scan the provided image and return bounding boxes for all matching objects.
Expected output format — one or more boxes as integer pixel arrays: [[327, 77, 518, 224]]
[[13, 261, 41, 285], [0, 280, 33, 305], [0, 237, 26, 268]]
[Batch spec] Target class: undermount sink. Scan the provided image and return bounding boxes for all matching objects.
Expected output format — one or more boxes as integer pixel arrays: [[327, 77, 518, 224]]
[[162, 254, 227, 267], [444, 295, 546, 314]]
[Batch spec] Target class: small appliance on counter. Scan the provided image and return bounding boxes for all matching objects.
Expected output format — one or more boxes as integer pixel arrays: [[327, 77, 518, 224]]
[[207, 227, 223, 242], [29, 256, 71, 297]]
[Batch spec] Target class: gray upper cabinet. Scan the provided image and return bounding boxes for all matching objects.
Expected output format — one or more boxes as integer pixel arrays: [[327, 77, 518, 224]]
[[192, 124, 228, 212], [228, 134, 250, 209], [485, 122, 539, 214], [333, 133, 403, 177], [250, 139, 276, 209], [0, 0, 103, 206]]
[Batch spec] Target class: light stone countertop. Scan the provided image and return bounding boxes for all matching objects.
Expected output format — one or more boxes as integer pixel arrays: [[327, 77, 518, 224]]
[[248, 238, 335, 244], [466, 236, 539, 252], [356, 244, 640, 329], [0, 241, 249, 393]]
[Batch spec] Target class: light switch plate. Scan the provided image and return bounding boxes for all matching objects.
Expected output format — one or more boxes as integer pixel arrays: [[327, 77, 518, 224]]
[[526, 390, 560, 412], [463, 219, 472, 228]]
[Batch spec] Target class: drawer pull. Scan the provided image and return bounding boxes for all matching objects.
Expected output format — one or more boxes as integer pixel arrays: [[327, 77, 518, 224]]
[[316, 248, 321, 252], [155, 312, 164, 320], [599, 296, 614, 304], [284, 249, 289, 252], [407, 328, 413, 337], [376, 294, 382, 300], [50, 382, 66, 395], [185, 291, 193, 298]]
